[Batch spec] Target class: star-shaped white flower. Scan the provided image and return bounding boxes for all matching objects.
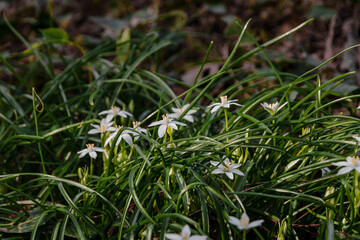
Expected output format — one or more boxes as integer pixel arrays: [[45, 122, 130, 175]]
[[168, 104, 197, 123], [99, 106, 133, 122], [132, 121, 148, 140], [148, 114, 186, 138], [210, 158, 244, 180], [88, 118, 115, 134], [260, 101, 287, 116], [229, 212, 264, 230], [77, 143, 104, 159], [105, 126, 134, 147], [208, 95, 242, 114], [165, 225, 207, 240], [332, 156, 360, 175]]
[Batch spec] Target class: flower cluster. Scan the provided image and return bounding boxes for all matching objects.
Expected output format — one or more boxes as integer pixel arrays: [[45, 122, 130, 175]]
[[76, 99, 268, 238], [77, 106, 139, 159]]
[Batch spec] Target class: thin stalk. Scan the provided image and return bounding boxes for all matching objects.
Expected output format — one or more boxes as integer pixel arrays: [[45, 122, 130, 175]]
[[32, 88, 46, 174], [224, 108, 229, 153], [90, 157, 94, 181]]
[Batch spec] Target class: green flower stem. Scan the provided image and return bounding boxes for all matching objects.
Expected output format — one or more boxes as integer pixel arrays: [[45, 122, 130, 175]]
[[163, 130, 168, 144], [168, 127, 174, 142], [243, 230, 246, 240], [128, 145, 134, 160], [224, 108, 229, 153], [90, 157, 94, 181], [354, 170, 359, 217]]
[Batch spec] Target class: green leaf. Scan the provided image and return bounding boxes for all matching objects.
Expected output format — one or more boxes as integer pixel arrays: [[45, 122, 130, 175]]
[[2, 208, 46, 233], [306, 5, 336, 22], [40, 28, 69, 42]]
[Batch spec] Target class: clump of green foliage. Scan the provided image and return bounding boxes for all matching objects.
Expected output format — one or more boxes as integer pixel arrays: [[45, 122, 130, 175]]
[[1, 17, 360, 240]]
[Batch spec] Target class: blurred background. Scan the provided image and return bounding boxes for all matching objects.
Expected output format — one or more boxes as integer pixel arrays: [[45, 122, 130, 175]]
[[1, 0, 360, 94]]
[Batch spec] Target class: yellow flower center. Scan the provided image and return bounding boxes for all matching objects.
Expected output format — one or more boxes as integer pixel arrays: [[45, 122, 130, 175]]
[[86, 143, 94, 152], [162, 114, 170, 124], [241, 216, 249, 227], [269, 103, 276, 109], [182, 234, 189, 240], [223, 161, 231, 171], [99, 123, 107, 131], [133, 121, 140, 129], [111, 106, 119, 115], [352, 156, 359, 166], [220, 95, 228, 105], [115, 125, 123, 131]]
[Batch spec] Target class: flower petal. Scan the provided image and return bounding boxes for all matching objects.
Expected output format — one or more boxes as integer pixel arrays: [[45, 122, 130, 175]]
[[210, 105, 221, 113], [247, 219, 264, 229], [172, 121, 187, 126], [208, 103, 221, 108], [168, 123, 178, 130], [184, 115, 194, 123], [210, 161, 220, 166], [106, 114, 114, 123], [332, 161, 349, 167], [164, 233, 182, 240], [337, 167, 353, 175], [158, 125, 167, 138], [104, 136, 113, 146], [228, 216, 241, 227], [79, 152, 88, 158], [88, 129, 101, 134], [148, 120, 163, 127], [122, 134, 133, 146], [98, 110, 111, 115], [189, 236, 207, 240], [230, 163, 241, 169], [277, 102, 287, 112], [168, 113, 179, 119], [225, 172, 234, 180], [212, 169, 225, 174], [93, 147, 104, 152], [89, 151, 97, 159], [229, 102, 242, 107], [181, 225, 191, 237], [352, 135, 360, 143], [231, 169, 244, 176]]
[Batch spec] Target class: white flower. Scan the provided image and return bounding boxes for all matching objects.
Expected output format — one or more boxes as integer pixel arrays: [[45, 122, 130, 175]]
[[88, 118, 115, 134], [132, 121, 148, 140], [105, 126, 134, 146], [352, 135, 360, 144], [332, 156, 360, 175], [210, 158, 244, 180], [77, 143, 104, 159], [208, 95, 242, 113], [148, 114, 186, 138], [229, 212, 264, 230], [99, 106, 133, 122], [260, 101, 287, 116], [165, 225, 207, 240], [357, 106, 360, 109], [168, 104, 197, 123]]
